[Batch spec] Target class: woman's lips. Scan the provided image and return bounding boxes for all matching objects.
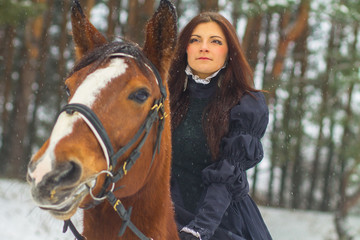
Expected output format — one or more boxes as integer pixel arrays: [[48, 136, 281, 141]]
[[197, 57, 211, 60]]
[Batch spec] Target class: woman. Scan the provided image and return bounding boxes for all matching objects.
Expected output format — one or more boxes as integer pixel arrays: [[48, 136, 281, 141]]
[[169, 12, 272, 240]]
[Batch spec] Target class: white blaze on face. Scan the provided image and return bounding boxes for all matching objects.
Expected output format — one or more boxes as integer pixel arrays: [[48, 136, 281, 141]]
[[29, 58, 128, 185]]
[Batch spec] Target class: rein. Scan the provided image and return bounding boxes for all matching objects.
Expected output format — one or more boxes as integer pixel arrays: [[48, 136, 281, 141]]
[[60, 52, 167, 240]]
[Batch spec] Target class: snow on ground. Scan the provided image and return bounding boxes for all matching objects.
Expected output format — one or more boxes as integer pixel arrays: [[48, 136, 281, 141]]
[[1, 179, 360, 240]]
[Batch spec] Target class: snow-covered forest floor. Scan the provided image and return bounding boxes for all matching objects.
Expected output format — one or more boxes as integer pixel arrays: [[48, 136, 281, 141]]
[[1, 179, 360, 240]]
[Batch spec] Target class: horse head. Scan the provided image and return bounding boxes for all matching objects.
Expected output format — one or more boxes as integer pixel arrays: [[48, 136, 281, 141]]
[[27, 0, 177, 230]]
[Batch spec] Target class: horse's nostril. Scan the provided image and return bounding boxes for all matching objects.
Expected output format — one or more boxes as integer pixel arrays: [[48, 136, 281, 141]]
[[27, 160, 39, 183], [54, 161, 82, 186], [26, 172, 33, 183]]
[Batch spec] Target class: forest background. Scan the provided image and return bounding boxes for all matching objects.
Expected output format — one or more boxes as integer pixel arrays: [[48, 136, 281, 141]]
[[0, 0, 360, 239]]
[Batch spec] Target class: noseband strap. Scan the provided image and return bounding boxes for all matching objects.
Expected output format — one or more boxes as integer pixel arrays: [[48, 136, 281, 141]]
[[60, 97, 164, 180], [61, 103, 114, 169]]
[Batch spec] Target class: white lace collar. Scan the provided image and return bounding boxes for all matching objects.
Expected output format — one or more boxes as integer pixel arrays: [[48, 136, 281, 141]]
[[185, 64, 226, 85]]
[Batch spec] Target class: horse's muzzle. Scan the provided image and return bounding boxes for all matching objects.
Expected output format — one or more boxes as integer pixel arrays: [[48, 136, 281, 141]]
[[27, 160, 87, 219]]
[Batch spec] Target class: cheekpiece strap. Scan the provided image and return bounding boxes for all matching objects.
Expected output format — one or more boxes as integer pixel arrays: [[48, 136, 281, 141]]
[[63, 219, 86, 240], [106, 192, 152, 240]]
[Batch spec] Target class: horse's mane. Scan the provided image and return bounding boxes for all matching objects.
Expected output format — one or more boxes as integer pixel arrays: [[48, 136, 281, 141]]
[[68, 40, 152, 78]]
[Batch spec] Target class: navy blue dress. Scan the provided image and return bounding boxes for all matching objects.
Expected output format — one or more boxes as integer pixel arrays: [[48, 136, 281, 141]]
[[171, 75, 272, 240]]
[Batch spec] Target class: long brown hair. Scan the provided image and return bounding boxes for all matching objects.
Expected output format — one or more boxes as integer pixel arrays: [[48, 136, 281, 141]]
[[168, 12, 258, 160]]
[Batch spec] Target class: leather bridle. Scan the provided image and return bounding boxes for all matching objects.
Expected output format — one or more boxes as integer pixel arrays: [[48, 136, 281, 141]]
[[60, 52, 167, 240]]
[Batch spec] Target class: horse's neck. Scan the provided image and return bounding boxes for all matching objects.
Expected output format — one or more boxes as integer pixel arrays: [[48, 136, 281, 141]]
[[82, 202, 120, 240], [82, 199, 153, 239], [82, 173, 178, 239], [82, 113, 178, 240]]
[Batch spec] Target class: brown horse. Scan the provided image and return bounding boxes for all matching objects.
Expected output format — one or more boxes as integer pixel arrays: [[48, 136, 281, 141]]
[[26, 1, 179, 239]]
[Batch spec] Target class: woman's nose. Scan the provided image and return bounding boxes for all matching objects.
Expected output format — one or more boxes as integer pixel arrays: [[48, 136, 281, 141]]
[[200, 42, 209, 52]]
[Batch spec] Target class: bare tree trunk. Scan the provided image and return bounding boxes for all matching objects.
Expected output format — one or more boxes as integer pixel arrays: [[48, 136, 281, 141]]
[[251, 165, 259, 200], [126, 0, 156, 44], [334, 22, 359, 240], [259, 13, 277, 206], [198, 0, 218, 12], [126, 0, 138, 41], [275, 1, 310, 208], [290, 23, 309, 209], [5, 0, 46, 178], [25, 0, 55, 162], [242, 0, 262, 71], [172, 0, 182, 17], [266, 116, 277, 205], [321, 114, 335, 211], [269, 95, 281, 206], [240, 0, 263, 199], [55, 0, 71, 113], [106, 0, 122, 40], [6, 50, 36, 178], [335, 83, 355, 240], [278, 61, 295, 208], [0, 25, 16, 175], [307, 20, 337, 210], [231, 0, 241, 30], [83, 0, 96, 18], [0, 28, 5, 59], [0, 26, 16, 130], [263, 0, 310, 101]]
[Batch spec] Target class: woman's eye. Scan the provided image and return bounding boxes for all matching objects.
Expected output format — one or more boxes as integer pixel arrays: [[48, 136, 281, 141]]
[[212, 39, 223, 45], [129, 89, 150, 103], [65, 85, 71, 97], [189, 38, 199, 44]]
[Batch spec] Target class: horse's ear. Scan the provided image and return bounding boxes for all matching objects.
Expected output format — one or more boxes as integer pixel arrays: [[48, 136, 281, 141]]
[[71, 0, 107, 60], [143, 0, 177, 80]]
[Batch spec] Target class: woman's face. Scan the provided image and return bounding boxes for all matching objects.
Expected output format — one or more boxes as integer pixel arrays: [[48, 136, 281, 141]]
[[186, 21, 228, 79]]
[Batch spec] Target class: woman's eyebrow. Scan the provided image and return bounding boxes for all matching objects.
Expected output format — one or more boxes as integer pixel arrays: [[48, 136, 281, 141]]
[[191, 34, 224, 39], [210, 35, 224, 39]]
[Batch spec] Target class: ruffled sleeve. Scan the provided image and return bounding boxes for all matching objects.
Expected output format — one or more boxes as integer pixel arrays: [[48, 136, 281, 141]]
[[184, 92, 269, 240], [220, 91, 269, 170], [202, 92, 268, 188]]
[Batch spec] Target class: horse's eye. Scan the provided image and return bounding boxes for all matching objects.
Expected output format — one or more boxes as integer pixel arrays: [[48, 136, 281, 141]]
[[65, 85, 71, 97], [129, 88, 150, 103]]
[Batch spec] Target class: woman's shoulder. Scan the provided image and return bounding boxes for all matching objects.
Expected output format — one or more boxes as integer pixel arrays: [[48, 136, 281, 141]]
[[227, 91, 269, 137], [230, 91, 268, 115]]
